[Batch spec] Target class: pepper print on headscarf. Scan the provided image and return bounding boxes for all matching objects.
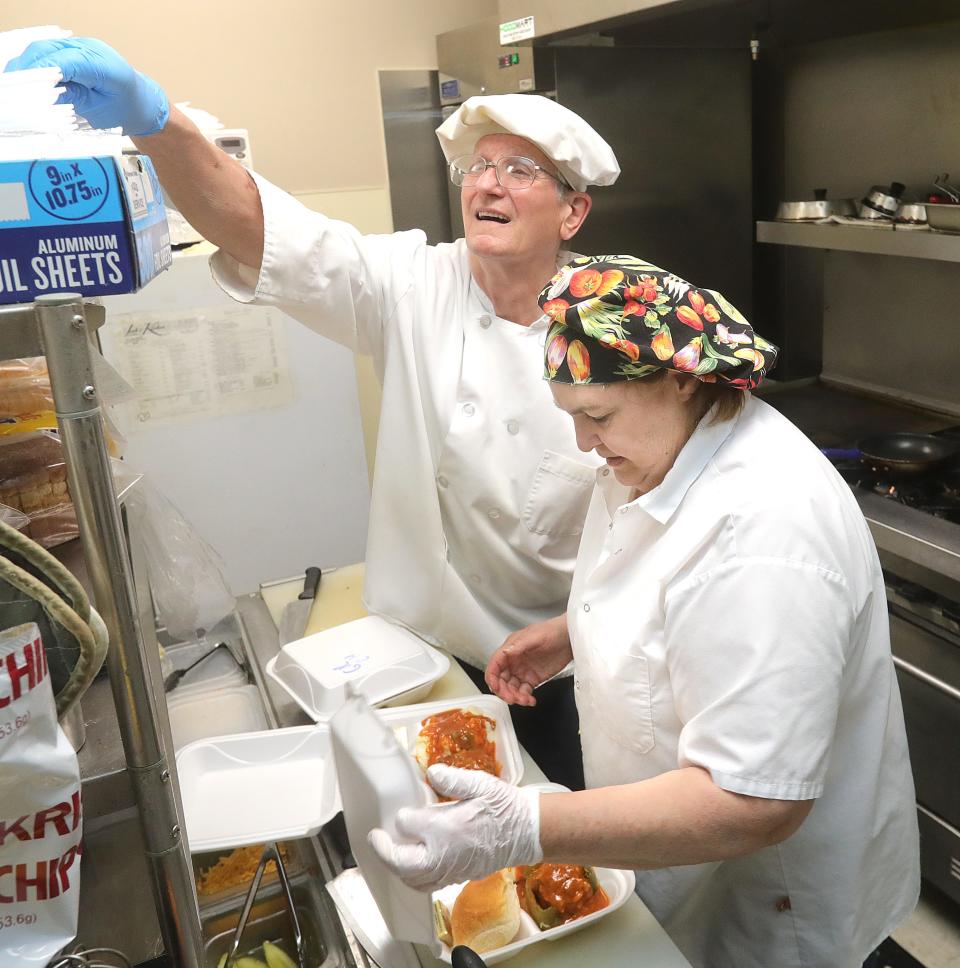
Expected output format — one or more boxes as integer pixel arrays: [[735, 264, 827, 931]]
[[540, 255, 779, 389]]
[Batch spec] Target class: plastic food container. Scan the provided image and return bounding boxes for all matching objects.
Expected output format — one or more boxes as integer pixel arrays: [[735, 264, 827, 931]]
[[176, 726, 340, 853], [166, 684, 267, 751], [266, 615, 450, 721]]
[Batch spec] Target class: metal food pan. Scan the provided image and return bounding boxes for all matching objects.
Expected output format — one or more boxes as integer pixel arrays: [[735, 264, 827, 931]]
[[925, 202, 960, 233]]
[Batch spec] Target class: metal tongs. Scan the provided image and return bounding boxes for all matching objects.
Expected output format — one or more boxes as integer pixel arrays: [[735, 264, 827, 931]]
[[223, 843, 306, 968]]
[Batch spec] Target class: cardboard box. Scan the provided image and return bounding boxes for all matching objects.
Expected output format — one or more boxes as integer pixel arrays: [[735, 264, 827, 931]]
[[0, 153, 171, 305]]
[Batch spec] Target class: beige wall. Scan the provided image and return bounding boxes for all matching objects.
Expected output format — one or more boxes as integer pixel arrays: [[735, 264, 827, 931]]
[[4, 3, 494, 481], [3, 0, 495, 192]]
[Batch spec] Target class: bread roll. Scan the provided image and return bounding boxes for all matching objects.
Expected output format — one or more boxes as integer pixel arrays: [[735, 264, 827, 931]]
[[451, 869, 520, 954]]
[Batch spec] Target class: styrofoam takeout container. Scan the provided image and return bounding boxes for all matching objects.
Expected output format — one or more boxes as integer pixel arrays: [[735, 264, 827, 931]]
[[378, 694, 524, 788], [330, 691, 441, 955], [176, 725, 340, 853], [169, 694, 520, 857], [266, 615, 449, 721], [433, 863, 635, 964], [326, 775, 634, 965]]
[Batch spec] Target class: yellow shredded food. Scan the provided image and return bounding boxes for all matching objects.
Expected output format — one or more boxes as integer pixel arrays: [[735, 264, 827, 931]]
[[196, 844, 291, 897]]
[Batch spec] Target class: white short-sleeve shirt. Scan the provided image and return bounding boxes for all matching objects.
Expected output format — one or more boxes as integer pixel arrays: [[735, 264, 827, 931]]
[[569, 395, 919, 968], [210, 173, 600, 667]]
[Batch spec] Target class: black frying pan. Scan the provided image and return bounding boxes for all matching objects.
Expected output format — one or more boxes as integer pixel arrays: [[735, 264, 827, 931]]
[[823, 433, 960, 478]]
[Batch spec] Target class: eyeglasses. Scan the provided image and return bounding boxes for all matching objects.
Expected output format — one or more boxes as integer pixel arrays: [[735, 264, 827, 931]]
[[449, 154, 570, 191]]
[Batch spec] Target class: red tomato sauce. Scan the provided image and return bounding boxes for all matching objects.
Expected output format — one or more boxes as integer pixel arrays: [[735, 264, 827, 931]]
[[523, 864, 610, 922], [418, 708, 500, 776]]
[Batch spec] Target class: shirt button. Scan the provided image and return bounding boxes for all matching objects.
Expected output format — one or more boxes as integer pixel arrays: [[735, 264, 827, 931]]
[[470, 573, 483, 585], [619, 507, 630, 515], [463, 403, 476, 416], [488, 508, 501, 519], [437, 475, 449, 488], [506, 419, 520, 435], [601, 468, 610, 476], [583, 603, 591, 612], [479, 315, 492, 329]]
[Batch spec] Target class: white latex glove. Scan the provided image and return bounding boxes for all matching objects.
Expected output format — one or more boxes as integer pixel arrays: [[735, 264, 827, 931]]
[[368, 764, 543, 891]]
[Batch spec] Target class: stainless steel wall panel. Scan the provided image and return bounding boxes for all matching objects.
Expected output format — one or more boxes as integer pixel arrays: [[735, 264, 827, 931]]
[[554, 46, 753, 315], [379, 70, 453, 245]]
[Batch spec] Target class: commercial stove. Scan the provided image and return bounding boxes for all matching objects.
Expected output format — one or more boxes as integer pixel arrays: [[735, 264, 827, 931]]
[[759, 382, 960, 906]]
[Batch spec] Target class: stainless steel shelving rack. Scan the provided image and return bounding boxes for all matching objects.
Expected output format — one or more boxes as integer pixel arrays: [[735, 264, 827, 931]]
[[0, 294, 204, 967], [756, 220, 960, 263]]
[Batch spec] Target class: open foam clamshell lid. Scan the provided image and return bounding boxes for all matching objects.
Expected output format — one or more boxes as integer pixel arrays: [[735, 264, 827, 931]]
[[330, 688, 442, 956], [266, 615, 450, 721], [175, 724, 341, 853]]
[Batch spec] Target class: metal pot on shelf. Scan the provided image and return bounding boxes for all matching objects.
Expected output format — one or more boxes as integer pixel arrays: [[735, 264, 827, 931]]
[[896, 202, 928, 225], [858, 182, 905, 220], [776, 188, 856, 221]]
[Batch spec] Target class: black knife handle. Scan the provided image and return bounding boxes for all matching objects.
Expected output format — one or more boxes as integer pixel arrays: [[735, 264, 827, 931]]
[[300, 566, 322, 601]]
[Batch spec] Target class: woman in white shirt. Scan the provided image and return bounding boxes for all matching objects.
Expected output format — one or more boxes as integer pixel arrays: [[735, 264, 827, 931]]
[[371, 255, 920, 968]]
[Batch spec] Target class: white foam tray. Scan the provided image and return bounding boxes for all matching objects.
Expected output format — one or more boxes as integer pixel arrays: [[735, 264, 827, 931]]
[[266, 616, 450, 722], [175, 725, 340, 853], [433, 866, 635, 964]]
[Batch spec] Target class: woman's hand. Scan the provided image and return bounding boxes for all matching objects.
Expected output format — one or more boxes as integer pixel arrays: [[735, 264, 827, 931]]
[[485, 615, 573, 706], [368, 764, 543, 891]]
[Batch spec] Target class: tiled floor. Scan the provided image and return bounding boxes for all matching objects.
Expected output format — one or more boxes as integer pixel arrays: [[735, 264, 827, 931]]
[[890, 885, 960, 968]]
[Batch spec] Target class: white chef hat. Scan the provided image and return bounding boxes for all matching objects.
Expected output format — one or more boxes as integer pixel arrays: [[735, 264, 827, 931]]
[[435, 94, 620, 193]]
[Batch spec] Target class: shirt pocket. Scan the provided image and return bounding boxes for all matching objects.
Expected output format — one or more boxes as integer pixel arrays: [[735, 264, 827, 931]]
[[522, 450, 596, 537], [590, 649, 656, 755]]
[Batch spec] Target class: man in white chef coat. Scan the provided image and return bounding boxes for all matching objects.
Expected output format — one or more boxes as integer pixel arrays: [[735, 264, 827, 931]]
[[7, 39, 621, 789]]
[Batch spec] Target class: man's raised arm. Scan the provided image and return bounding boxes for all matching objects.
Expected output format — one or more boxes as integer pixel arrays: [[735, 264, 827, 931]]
[[6, 38, 264, 270]]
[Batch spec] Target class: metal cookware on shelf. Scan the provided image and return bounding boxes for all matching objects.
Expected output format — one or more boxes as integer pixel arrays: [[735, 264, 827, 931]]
[[895, 203, 928, 225], [823, 433, 960, 478], [858, 182, 905, 220], [775, 188, 856, 221], [925, 201, 960, 233]]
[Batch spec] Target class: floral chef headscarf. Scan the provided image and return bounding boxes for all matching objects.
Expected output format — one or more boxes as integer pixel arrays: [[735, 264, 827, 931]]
[[540, 255, 778, 389]]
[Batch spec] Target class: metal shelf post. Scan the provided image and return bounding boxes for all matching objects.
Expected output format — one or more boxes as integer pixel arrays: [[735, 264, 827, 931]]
[[1, 294, 205, 967]]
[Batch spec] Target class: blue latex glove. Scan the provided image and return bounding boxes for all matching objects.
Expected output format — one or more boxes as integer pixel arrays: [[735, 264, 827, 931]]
[[5, 38, 169, 136]]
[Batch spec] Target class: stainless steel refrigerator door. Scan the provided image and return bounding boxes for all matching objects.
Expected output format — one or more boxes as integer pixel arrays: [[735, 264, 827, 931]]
[[379, 70, 453, 245]]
